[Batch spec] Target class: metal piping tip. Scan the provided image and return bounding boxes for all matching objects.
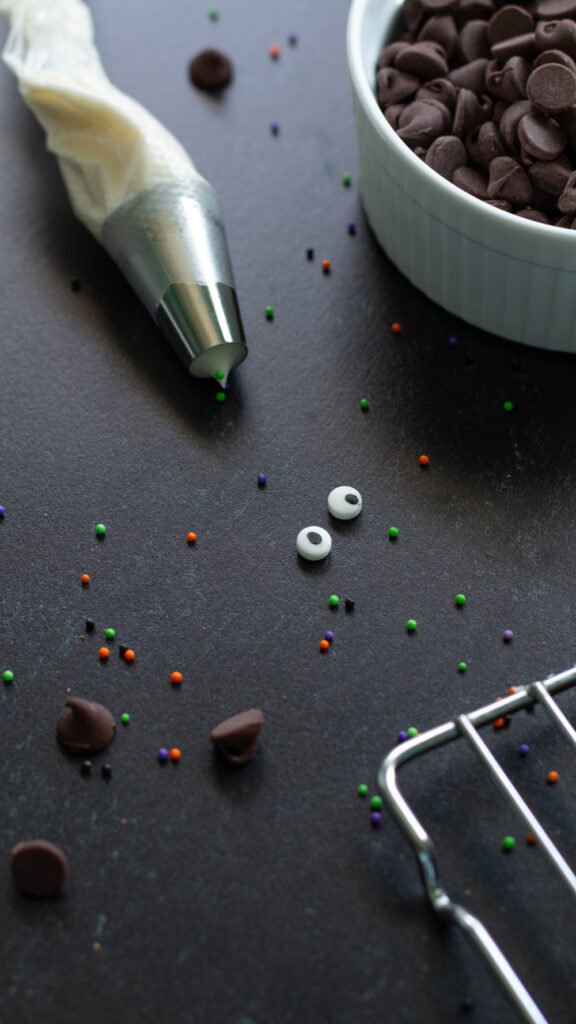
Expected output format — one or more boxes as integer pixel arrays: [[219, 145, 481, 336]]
[[101, 178, 248, 381]]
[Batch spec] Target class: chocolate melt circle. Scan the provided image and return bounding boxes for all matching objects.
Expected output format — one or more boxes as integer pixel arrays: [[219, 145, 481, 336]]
[[11, 839, 68, 897], [57, 697, 116, 753]]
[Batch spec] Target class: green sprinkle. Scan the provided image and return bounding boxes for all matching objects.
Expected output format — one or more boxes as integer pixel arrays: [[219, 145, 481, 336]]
[[370, 795, 383, 810], [388, 526, 399, 539], [458, 662, 467, 672], [121, 713, 130, 725], [360, 398, 369, 411], [265, 306, 274, 320], [406, 618, 417, 632], [406, 727, 419, 739], [357, 784, 368, 797], [214, 370, 225, 380], [208, 7, 219, 19], [455, 593, 466, 606], [328, 594, 340, 607], [503, 400, 514, 412], [95, 523, 106, 536], [3, 670, 14, 683], [342, 173, 352, 187], [215, 391, 226, 402], [105, 628, 115, 640], [502, 835, 516, 851]]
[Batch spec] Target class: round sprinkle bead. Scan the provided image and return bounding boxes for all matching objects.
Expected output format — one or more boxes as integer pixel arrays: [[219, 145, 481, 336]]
[[458, 662, 467, 672], [419, 454, 429, 466], [214, 370, 225, 381], [158, 748, 169, 762], [503, 630, 514, 642], [397, 730, 409, 743], [503, 401, 514, 412], [215, 391, 226, 402], [187, 532, 197, 543], [170, 748, 181, 762], [257, 473, 267, 486], [391, 322, 402, 333], [324, 630, 334, 642], [358, 784, 368, 797], [288, 33, 298, 45], [406, 727, 419, 739], [360, 398, 369, 411], [208, 8, 219, 19], [347, 222, 356, 235], [502, 836, 516, 852], [269, 44, 281, 59], [121, 713, 130, 725], [105, 628, 115, 640], [328, 595, 340, 607], [547, 770, 559, 784], [171, 672, 183, 685], [327, 485, 362, 520], [81, 573, 90, 585], [123, 649, 135, 662], [265, 306, 274, 320], [270, 122, 280, 135], [449, 336, 458, 346], [296, 526, 332, 561], [519, 744, 530, 756], [3, 670, 14, 683], [0, 506, 5, 516], [389, 526, 399, 539], [370, 812, 382, 827], [342, 173, 352, 187], [455, 594, 466, 606], [95, 523, 106, 536], [99, 647, 110, 660], [370, 795, 383, 810], [319, 639, 330, 651], [406, 619, 417, 632]]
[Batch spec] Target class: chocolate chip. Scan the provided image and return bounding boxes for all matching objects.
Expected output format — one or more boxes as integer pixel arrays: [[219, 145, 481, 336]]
[[452, 164, 490, 195], [491, 32, 537, 62], [56, 697, 116, 754], [385, 103, 408, 128], [448, 57, 490, 94], [418, 14, 459, 59], [189, 49, 233, 90], [377, 67, 421, 105], [397, 98, 452, 145], [453, 88, 493, 135], [534, 19, 576, 59], [517, 109, 566, 156], [11, 840, 68, 897], [532, 48, 576, 75], [416, 77, 458, 108], [377, 41, 411, 69], [515, 206, 551, 220], [498, 98, 533, 150], [459, 20, 491, 61], [487, 154, 533, 202], [487, 5, 534, 46], [425, 134, 468, 176], [558, 169, 576, 210], [456, 0, 495, 24], [528, 153, 573, 192], [485, 197, 514, 209], [395, 41, 450, 78], [526, 61, 576, 111], [486, 55, 529, 100], [211, 709, 264, 765], [421, 0, 458, 10], [537, 0, 576, 17], [465, 120, 507, 163]]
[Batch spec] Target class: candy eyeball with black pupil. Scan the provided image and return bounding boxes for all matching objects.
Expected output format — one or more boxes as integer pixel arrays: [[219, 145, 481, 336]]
[[296, 526, 332, 561], [328, 486, 362, 520]]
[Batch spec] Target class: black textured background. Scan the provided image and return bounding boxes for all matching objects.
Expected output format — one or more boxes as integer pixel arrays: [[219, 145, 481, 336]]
[[1, 1, 576, 1022]]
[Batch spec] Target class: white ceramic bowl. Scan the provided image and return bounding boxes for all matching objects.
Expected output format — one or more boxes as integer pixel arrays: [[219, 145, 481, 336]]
[[347, 0, 576, 351]]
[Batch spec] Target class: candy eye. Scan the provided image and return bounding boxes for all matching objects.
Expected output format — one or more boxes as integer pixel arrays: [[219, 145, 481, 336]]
[[296, 526, 332, 561], [327, 486, 362, 520]]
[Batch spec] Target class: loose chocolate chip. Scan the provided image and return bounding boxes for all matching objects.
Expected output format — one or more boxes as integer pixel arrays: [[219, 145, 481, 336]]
[[425, 134, 468, 176], [377, 41, 411, 69], [528, 154, 572, 193], [459, 20, 491, 61], [421, 0, 458, 10], [56, 697, 116, 754], [456, 0, 495, 25], [515, 207, 551, 220], [486, 55, 529, 100], [498, 98, 534, 150], [487, 5, 534, 46], [448, 57, 490, 94], [466, 120, 507, 163], [534, 19, 576, 59], [416, 77, 458, 108], [189, 49, 233, 90], [385, 103, 407, 128], [452, 164, 490, 196], [377, 66, 421, 105], [558, 169, 576, 210], [453, 88, 493, 135], [491, 32, 537, 62], [518, 110, 567, 157], [532, 48, 576, 74], [211, 709, 264, 765], [11, 840, 68, 897], [397, 98, 452, 145], [418, 14, 459, 59], [537, 0, 576, 18], [526, 61, 576, 112], [555, 212, 576, 226], [485, 197, 514, 209], [395, 41, 450, 78], [487, 155, 533, 203], [405, 0, 427, 34]]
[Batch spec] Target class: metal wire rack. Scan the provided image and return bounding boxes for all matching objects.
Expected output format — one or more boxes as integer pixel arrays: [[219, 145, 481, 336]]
[[378, 664, 576, 1024]]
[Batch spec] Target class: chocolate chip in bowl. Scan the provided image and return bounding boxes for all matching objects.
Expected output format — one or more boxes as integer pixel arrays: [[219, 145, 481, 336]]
[[347, 0, 576, 350]]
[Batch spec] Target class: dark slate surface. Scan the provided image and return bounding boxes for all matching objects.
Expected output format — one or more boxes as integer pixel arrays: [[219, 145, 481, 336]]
[[1, 1, 576, 1022]]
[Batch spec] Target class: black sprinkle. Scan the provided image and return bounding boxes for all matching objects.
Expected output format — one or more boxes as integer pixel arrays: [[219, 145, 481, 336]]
[[345, 493, 359, 505], [102, 764, 112, 778], [502, 715, 512, 728], [345, 598, 355, 611], [307, 531, 322, 545], [460, 996, 475, 1013], [85, 618, 95, 632], [81, 760, 92, 774], [70, 277, 82, 292], [306, 249, 314, 260], [465, 352, 475, 365], [119, 644, 129, 657]]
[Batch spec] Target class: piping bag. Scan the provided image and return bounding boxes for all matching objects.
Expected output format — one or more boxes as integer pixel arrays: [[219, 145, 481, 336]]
[[0, 0, 248, 386]]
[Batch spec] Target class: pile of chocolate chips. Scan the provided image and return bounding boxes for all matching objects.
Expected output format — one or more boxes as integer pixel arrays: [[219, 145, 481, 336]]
[[376, 0, 576, 226]]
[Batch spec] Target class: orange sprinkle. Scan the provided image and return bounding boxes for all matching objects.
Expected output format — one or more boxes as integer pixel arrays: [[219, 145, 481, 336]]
[[187, 532, 197, 543], [526, 833, 536, 845], [170, 748, 181, 761], [322, 259, 331, 273], [319, 639, 330, 651], [269, 44, 281, 58], [493, 717, 505, 730], [508, 686, 516, 694], [81, 573, 90, 585], [419, 454, 430, 466], [391, 322, 402, 333], [171, 671, 183, 684], [99, 647, 110, 660], [124, 649, 135, 662], [547, 770, 559, 784]]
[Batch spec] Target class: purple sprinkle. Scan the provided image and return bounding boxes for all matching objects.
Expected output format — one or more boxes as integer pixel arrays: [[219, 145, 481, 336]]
[[448, 336, 458, 346], [257, 473, 267, 486], [158, 748, 169, 762], [0, 506, 4, 516], [397, 730, 409, 743], [520, 743, 530, 756], [270, 122, 280, 135], [347, 222, 356, 235], [324, 630, 334, 642], [370, 812, 382, 827], [503, 630, 514, 642], [288, 33, 298, 45]]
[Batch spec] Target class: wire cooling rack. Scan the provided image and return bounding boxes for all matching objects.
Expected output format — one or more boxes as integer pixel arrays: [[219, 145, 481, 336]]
[[378, 664, 576, 1024]]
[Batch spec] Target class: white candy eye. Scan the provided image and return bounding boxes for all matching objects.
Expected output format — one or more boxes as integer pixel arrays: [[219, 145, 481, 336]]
[[296, 526, 332, 561], [327, 486, 362, 520]]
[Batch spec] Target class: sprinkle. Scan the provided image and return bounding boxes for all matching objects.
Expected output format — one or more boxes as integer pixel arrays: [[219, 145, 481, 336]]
[[70, 278, 82, 292], [102, 763, 112, 778], [370, 812, 382, 827], [389, 526, 399, 538], [269, 44, 281, 59], [328, 595, 340, 607], [257, 473, 267, 486], [342, 173, 352, 187], [208, 8, 219, 19], [493, 717, 506, 730], [458, 662, 467, 672], [419, 454, 429, 466], [171, 672, 183, 685], [508, 686, 516, 694], [95, 523, 106, 536], [391, 322, 402, 333], [306, 249, 314, 260], [99, 647, 110, 660], [216, 391, 226, 402], [319, 639, 330, 651], [187, 532, 197, 543], [502, 835, 516, 851], [123, 649, 135, 662], [526, 832, 536, 845], [397, 730, 409, 743], [81, 760, 92, 774], [360, 398, 369, 411], [520, 743, 530, 755], [345, 598, 355, 611], [347, 222, 356, 235], [3, 670, 14, 683], [406, 727, 419, 739], [121, 713, 130, 725], [158, 748, 169, 762], [119, 645, 128, 657], [503, 629, 514, 641], [448, 336, 458, 346], [81, 574, 90, 585], [170, 748, 181, 761], [370, 795, 383, 810], [270, 122, 280, 135], [105, 628, 115, 640], [322, 259, 331, 273], [324, 631, 334, 643], [406, 618, 417, 632], [288, 33, 298, 45], [265, 306, 274, 320], [503, 400, 514, 412], [455, 593, 466, 606], [214, 370, 225, 381], [357, 784, 368, 797], [85, 619, 95, 632], [547, 770, 559, 784]]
